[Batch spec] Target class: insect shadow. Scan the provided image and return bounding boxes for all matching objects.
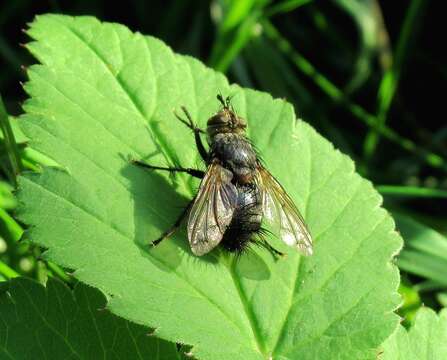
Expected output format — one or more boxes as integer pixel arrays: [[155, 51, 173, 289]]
[[120, 152, 271, 280], [120, 153, 216, 269]]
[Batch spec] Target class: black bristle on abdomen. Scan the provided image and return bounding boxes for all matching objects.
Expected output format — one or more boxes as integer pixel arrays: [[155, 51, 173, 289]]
[[220, 183, 263, 255]]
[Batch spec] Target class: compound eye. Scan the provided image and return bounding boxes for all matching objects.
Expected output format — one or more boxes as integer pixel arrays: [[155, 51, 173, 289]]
[[207, 112, 229, 126]]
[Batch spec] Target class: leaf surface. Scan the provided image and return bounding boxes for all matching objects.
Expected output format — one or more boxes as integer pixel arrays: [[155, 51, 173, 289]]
[[0, 277, 183, 359], [381, 308, 447, 359], [17, 14, 402, 360]]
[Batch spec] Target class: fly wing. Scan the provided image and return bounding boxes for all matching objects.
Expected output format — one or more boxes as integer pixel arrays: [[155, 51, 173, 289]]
[[188, 162, 238, 256], [255, 165, 313, 255]]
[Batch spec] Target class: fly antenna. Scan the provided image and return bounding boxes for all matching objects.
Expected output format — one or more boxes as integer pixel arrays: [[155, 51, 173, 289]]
[[226, 95, 232, 108], [217, 92, 226, 107], [226, 94, 236, 113]]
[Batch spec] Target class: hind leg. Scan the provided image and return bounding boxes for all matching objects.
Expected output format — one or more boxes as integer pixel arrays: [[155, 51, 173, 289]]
[[151, 199, 194, 247], [255, 238, 285, 259], [130, 160, 201, 247]]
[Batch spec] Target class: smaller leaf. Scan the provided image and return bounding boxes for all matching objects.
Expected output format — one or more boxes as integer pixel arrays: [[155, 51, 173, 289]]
[[381, 308, 447, 359], [0, 277, 184, 360], [397, 281, 421, 326]]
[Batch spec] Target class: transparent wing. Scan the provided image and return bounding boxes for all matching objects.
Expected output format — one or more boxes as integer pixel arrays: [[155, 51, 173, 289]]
[[255, 166, 313, 255], [188, 162, 238, 256]]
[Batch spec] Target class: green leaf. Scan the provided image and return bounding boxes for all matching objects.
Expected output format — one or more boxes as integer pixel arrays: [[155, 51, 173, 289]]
[[0, 277, 183, 359], [381, 308, 447, 359], [17, 14, 401, 360]]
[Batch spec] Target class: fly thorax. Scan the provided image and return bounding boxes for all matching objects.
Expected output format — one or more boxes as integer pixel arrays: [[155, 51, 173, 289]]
[[211, 133, 257, 184]]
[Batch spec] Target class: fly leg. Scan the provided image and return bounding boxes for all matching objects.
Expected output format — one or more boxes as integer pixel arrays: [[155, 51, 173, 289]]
[[255, 238, 286, 259], [132, 160, 205, 179], [174, 107, 208, 162], [130, 160, 200, 247], [151, 198, 194, 246]]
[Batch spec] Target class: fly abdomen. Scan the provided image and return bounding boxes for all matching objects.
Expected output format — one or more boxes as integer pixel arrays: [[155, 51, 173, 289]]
[[221, 183, 263, 253]]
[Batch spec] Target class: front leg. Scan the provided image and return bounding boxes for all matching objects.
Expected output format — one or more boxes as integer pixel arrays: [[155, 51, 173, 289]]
[[174, 107, 208, 162]]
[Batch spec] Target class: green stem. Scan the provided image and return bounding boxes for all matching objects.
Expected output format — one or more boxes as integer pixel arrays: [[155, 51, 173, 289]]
[[0, 208, 23, 244], [0, 260, 20, 279], [377, 185, 447, 199], [209, 12, 260, 72], [262, 19, 446, 171], [0, 94, 22, 186]]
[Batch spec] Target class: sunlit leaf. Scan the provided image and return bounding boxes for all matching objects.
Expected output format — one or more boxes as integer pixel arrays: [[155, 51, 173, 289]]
[[381, 308, 447, 359], [17, 14, 401, 360]]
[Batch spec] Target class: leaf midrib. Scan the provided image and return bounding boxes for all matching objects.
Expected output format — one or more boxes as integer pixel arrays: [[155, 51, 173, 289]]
[[229, 260, 267, 357]]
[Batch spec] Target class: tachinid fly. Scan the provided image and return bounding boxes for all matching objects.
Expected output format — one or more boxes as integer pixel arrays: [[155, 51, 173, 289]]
[[133, 95, 313, 257]]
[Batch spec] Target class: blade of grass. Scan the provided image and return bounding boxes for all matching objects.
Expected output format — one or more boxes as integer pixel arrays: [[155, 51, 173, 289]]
[[415, 280, 446, 293], [0, 35, 25, 73], [396, 213, 447, 285], [0, 94, 22, 186], [262, 19, 447, 172], [335, 0, 392, 93], [209, 12, 260, 72], [397, 251, 447, 286], [219, 0, 260, 31], [209, 0, 270, 72], [377, 185, 447, 199], [264, 0, 312, 17], [396, 213, 447, 261], [363, 0, 427, 162]]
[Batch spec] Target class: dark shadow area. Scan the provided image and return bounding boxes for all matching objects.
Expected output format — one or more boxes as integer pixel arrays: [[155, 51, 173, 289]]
[[120, 153, 272, 280], [120, 155, 220, 271], [232, 250, 271, 280]]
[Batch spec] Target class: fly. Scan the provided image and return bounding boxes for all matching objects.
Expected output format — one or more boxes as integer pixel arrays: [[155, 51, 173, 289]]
[[132, 95, 313, 257]]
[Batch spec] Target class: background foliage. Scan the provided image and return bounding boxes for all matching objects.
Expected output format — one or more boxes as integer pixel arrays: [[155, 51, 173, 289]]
[[0, 0, 446, 359]]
